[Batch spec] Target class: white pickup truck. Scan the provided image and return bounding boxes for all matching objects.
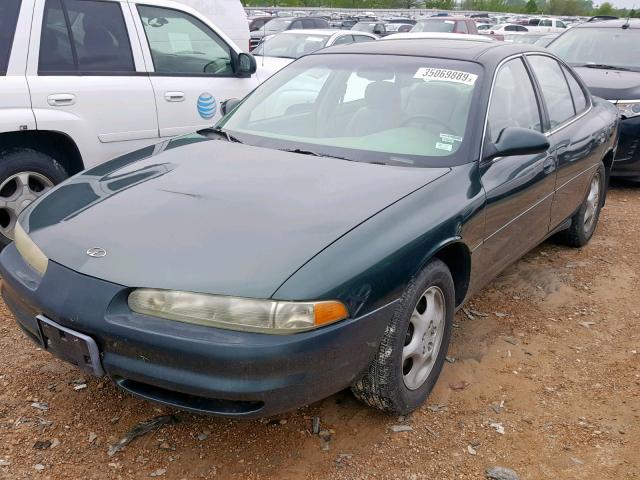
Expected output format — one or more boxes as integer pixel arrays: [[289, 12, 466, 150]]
[[0, 0, 264, 245]]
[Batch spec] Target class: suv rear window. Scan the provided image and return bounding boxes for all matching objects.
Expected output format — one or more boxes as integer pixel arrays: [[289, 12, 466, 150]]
[[0, 0, 21, 75]]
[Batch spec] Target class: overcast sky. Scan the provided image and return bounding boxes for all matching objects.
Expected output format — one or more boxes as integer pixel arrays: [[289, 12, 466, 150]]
[[608, 0, 638, 7]]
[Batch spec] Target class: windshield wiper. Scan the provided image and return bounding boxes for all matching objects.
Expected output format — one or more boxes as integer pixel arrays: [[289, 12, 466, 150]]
[[581, 63, 631, 71], [280, 148, 388, 165], [279, 148, 356, 162], [208, 126, 243, 143]]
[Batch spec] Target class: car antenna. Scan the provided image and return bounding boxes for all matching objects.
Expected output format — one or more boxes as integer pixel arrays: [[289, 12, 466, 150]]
[[623, 4, 634, 27]]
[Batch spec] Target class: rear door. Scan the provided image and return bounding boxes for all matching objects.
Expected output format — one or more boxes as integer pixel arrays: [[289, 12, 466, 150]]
[[476, 56, 556, 283], [132, 2, 259, 137], [526, 54, 603, 230], [27, 0, 158, 167]]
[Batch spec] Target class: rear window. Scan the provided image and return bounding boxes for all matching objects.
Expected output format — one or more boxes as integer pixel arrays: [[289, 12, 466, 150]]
[[0, 0, 21, 75]]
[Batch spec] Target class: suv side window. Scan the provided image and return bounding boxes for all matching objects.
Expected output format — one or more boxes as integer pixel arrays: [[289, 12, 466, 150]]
[[0, 0, 21, 75], [39, 0, 135, 74], [528, 55, 575, 128], [290, 19, 303, 29], [488, 58, 542, 143], [540, 19, 551, 26], [138, 5, 233, 76], [456, 21, 468, 33], [562, 65, 588, 113], [557, 20, 566, 28]]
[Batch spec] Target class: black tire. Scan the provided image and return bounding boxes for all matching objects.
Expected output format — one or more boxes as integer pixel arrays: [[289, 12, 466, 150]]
[[351, 259, 455, 415], [557, 162, 606, 248], [0, 148, 68, 246]]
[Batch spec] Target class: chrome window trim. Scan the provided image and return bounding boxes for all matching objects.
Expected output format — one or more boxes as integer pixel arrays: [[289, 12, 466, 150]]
[[480, 51, 594, 163], [524, 52, 593, 137]]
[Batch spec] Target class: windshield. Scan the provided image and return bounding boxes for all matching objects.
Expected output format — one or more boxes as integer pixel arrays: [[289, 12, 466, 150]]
[[253, 33, 330, 58], [0, 0, 21, 75], [265, 18, 292, 33], [412, 19, 456, 33], [219, 54, 482, 167], [548, 27, 640, 71]]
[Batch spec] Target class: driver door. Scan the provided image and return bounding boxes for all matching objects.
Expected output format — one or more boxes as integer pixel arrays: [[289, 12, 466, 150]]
[[130, 2, 257, 137]]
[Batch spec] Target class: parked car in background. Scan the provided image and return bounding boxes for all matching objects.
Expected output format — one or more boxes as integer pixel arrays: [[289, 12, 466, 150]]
[[488, 23, 530, 35], [250, 16, 330, 50], [248, 15, 273, 32], [526, 17, 568, 33], [548, 19, 640, 181], [0, 0, 263, 245], [1, 39, 618, 419], [329, 18, 358, 29], [503, 33, 547, 44], [477, 23, 494, 31], [352, 21, 388, 36], [383, 23, 414, 34], [411, 17, 480, 34], [252, 29, 377, 78]]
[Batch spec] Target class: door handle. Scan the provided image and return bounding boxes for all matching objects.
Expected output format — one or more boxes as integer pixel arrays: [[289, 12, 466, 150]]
[[47, 94, 76, 106], [543, 156, 556, 174], [164, 91, 185, 102]]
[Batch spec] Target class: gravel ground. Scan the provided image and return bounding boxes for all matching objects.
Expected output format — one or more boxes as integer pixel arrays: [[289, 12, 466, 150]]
[[0, 186, 638, 480]]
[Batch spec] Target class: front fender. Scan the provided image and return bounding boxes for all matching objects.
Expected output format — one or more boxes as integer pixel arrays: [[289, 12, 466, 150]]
[[271, 164, 484, 318]]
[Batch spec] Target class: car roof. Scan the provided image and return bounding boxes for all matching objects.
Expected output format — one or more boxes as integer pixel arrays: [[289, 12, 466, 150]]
[[573, 18, 640, 29], [316, 38, 548, 65], [383, 32, 494, 42]]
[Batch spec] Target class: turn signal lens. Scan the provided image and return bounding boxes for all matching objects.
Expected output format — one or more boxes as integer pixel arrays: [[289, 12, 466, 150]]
[[14, 222, 48, 276], [314, 301, 349, 326], [128, 289, 349, 334]]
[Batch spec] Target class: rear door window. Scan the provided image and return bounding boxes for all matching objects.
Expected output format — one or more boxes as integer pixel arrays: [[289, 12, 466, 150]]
[[562, 65, 588, 113], [0, 0, 22, 75], [528, 55, 575, 128], [39, 0, 135, 74]]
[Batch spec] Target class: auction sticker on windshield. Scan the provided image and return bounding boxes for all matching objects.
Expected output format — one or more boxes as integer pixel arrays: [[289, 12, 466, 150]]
[[414, 68, 478, 86]]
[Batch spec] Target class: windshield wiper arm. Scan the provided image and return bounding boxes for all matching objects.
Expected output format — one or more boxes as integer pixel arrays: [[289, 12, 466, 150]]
[[279, 148, 356, 162], [581, 63, 631, 71], [207, 127, 243, 143]]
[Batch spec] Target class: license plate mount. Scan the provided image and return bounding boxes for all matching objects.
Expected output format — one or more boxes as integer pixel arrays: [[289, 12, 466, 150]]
[[36, 315, 104, 376]]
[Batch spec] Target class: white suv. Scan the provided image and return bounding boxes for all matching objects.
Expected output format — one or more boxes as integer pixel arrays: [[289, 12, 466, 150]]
[[0, 0, 264, 245]]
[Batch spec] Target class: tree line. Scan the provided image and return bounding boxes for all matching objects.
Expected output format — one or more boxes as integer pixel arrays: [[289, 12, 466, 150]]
[[245, 0, 640, 19]]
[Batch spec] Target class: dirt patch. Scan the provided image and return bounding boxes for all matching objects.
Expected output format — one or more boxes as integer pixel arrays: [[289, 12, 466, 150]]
[[0, 188, 639, 479]]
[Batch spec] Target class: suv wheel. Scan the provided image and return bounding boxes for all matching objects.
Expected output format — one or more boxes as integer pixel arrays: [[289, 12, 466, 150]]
[[0, 148, 68, 246]]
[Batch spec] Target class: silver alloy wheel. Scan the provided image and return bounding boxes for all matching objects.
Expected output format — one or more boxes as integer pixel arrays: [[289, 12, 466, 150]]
[[583, 172, 601, 234], [0, 172, 54, 240], [402, 285, 446, 390]]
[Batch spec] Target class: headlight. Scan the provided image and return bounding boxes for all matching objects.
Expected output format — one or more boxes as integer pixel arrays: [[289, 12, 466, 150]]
[[128, 289, 349, 334], [14, 222, 48, 276], [615, 100, 640, 119]]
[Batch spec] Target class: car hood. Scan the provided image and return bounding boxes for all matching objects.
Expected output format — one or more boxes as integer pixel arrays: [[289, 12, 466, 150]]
[[573, 66, 640, 100], [24, 136, 449, 298]]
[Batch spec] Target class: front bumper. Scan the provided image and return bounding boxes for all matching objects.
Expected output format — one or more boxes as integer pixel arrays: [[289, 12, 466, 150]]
[[0, 245, 394, 418], [612, 116, 640, 179]]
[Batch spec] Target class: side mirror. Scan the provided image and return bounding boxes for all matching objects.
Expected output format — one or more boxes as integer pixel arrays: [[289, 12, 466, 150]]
[[235, 52, 257, 77], [484, 127, 549, 161], [220, 98, 241, 116]]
